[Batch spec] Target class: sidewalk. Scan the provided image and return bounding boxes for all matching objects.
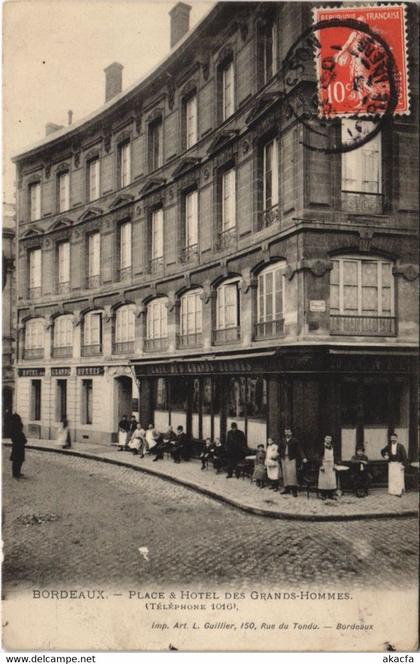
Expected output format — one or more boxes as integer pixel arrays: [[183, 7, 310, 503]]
[[3, 437, 418, 521]]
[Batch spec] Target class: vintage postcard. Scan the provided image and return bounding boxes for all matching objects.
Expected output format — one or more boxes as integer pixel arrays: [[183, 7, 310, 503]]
[[2, 0, 419, 653]]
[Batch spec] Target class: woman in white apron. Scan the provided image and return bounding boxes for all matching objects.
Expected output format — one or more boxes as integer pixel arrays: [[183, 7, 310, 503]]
[[381, 433, 407, 497], [265, 438, 280, 491], [318, 435, 337, 500]]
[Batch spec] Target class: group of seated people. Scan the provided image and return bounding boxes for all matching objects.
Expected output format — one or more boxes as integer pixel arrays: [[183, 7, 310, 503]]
[[118, 417, 408, 499]]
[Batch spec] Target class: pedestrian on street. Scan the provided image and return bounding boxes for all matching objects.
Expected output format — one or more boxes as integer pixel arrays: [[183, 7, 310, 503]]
[[264, 438, 280, 490], [145, 424, 160, 453], [212, 438, 225, 473], [57, 418, 71, 449], [172, 426, 188, 463], [350, 445, 370, 497], [152, 425, 176, 461], [225, 422, 247, 478], [318, 435, 338, 500], [381, 433, 407, 497], [129, 423, 146, 457], [10, 413, 27, 479], [117, 415, 130, 451], [278, 428, 307, 497], [200, 438, 215, 470], [253, 444, 267, 487]]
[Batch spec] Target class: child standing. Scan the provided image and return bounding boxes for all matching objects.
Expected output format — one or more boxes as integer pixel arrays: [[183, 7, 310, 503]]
[[253, 444, 267, 488]]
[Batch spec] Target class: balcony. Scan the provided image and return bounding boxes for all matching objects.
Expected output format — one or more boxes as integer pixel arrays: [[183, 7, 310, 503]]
[[254, 318, 284, 340], [24, 348, 44, 359], [330, 315, 397, 336], [144, 337, 169, 352], [217, 227, 237, 251], [150, 256, 164, 274], [58, 282, 70, 295], [177, 332, 203, 349], [213, 326, 241, 345], [341, 191, 383, 215], [113, 341, 135, 354], [119, 266, 132, 282], [52, 346, 72, 358], [261, 204, 280, 229], [87, 275, 101, 289], [81, 343, 102, 356], [28, 287, 41, 299], [180, 244, 199, 264]]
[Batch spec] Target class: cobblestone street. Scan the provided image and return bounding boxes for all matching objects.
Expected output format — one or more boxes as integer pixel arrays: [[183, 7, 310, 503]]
[[3, 449, 418, 594]]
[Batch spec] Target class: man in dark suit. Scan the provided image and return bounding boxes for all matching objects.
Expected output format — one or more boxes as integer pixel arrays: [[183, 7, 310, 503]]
[[172, 426, 188, 463], [225, 422, 247, 478]]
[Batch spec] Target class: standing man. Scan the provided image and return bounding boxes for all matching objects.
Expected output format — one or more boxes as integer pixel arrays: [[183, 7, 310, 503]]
[[278, 428, 307, 497], [381, 432, 407, 497], [318, 435, 337, 500], [225, 422, 247, 479], [10, 413, 27, 479]]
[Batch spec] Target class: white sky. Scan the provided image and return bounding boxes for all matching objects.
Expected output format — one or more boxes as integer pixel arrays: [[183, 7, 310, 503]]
[[2, 0, 213, 204]]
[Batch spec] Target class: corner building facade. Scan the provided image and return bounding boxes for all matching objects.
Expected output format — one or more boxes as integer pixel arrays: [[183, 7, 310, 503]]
[[14, 2, 419, 472]]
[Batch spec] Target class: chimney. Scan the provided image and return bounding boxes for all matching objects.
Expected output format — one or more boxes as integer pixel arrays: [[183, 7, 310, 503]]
[[104, 62, 123, 102], [45, 122, 63, 136], [169, 2, 191, 48], [68, 110, 73, 125]]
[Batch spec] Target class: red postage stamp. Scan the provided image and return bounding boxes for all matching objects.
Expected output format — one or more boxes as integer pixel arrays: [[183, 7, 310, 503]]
[[313, 5, 409, 117]]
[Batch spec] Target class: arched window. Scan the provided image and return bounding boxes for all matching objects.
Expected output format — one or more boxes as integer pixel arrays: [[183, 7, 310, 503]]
[[145, 298, 168, 352], [53, 315, 73, 357], [256, 262, 285, 339], [24, 318, 44, 359], [114, 305, 135, 353], [82, 310, 103, 356], [179, 289, 203, 348], [330, 256, 396, 336], [214, 278, 240, 344]]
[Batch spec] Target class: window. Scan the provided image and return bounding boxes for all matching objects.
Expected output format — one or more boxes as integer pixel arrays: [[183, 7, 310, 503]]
[[83, 311, 102, 352], [119, 222, 132, 277], [28, 248, 42, 296], [263, 22, 278, 83], [25, 319, 44, 356], [119, 142, 131, 188], [215, 279, 240, 343], [31, 380, 42, 421], [146, 298, 168, 340], [263, 138, 279, 214], [88, 158, 100, 201], [185, 190, 198, 249], [149, 118, 163, 171], [151, 209, 164, 270], [185, 94, 198, 148], [82, 379, 93, 425], [222, 168, 236, 231], [57, 241, 70, 290], [56, 380, 67, 422], [115, 306, 135, 351], [330, 257, 396, 335], [180, 290, 202, 343], [256, 264, 284, 338], [58, 171, 70, 212], [53, 315, 73, 352], [87, 232, 101, 285], [222, 60, 235, 120], [341, 121, 382, 193], [29, 182, 41, 221]]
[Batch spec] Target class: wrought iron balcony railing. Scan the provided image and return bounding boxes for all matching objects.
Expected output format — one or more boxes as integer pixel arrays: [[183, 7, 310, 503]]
[[24, 348, 44, 359], [330, 315, 397, 336], [177, 332, 203, 349], [217, 227, 237, 250], [213, 326, 241, 345], [81, 343, 102, 356], [52, 346, 73, 358], [87, 275, 101, 289], [113, 341, 135, 354], [144, 337, 169, 352], [180, 244, 199, 264], [261, 204, 280, 229], [58, 282, 70, 295], [254, 318, 284, 340], [119, 266, 132, 282], [341, 191, 383, 215], [150, 256, 164, 274]]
